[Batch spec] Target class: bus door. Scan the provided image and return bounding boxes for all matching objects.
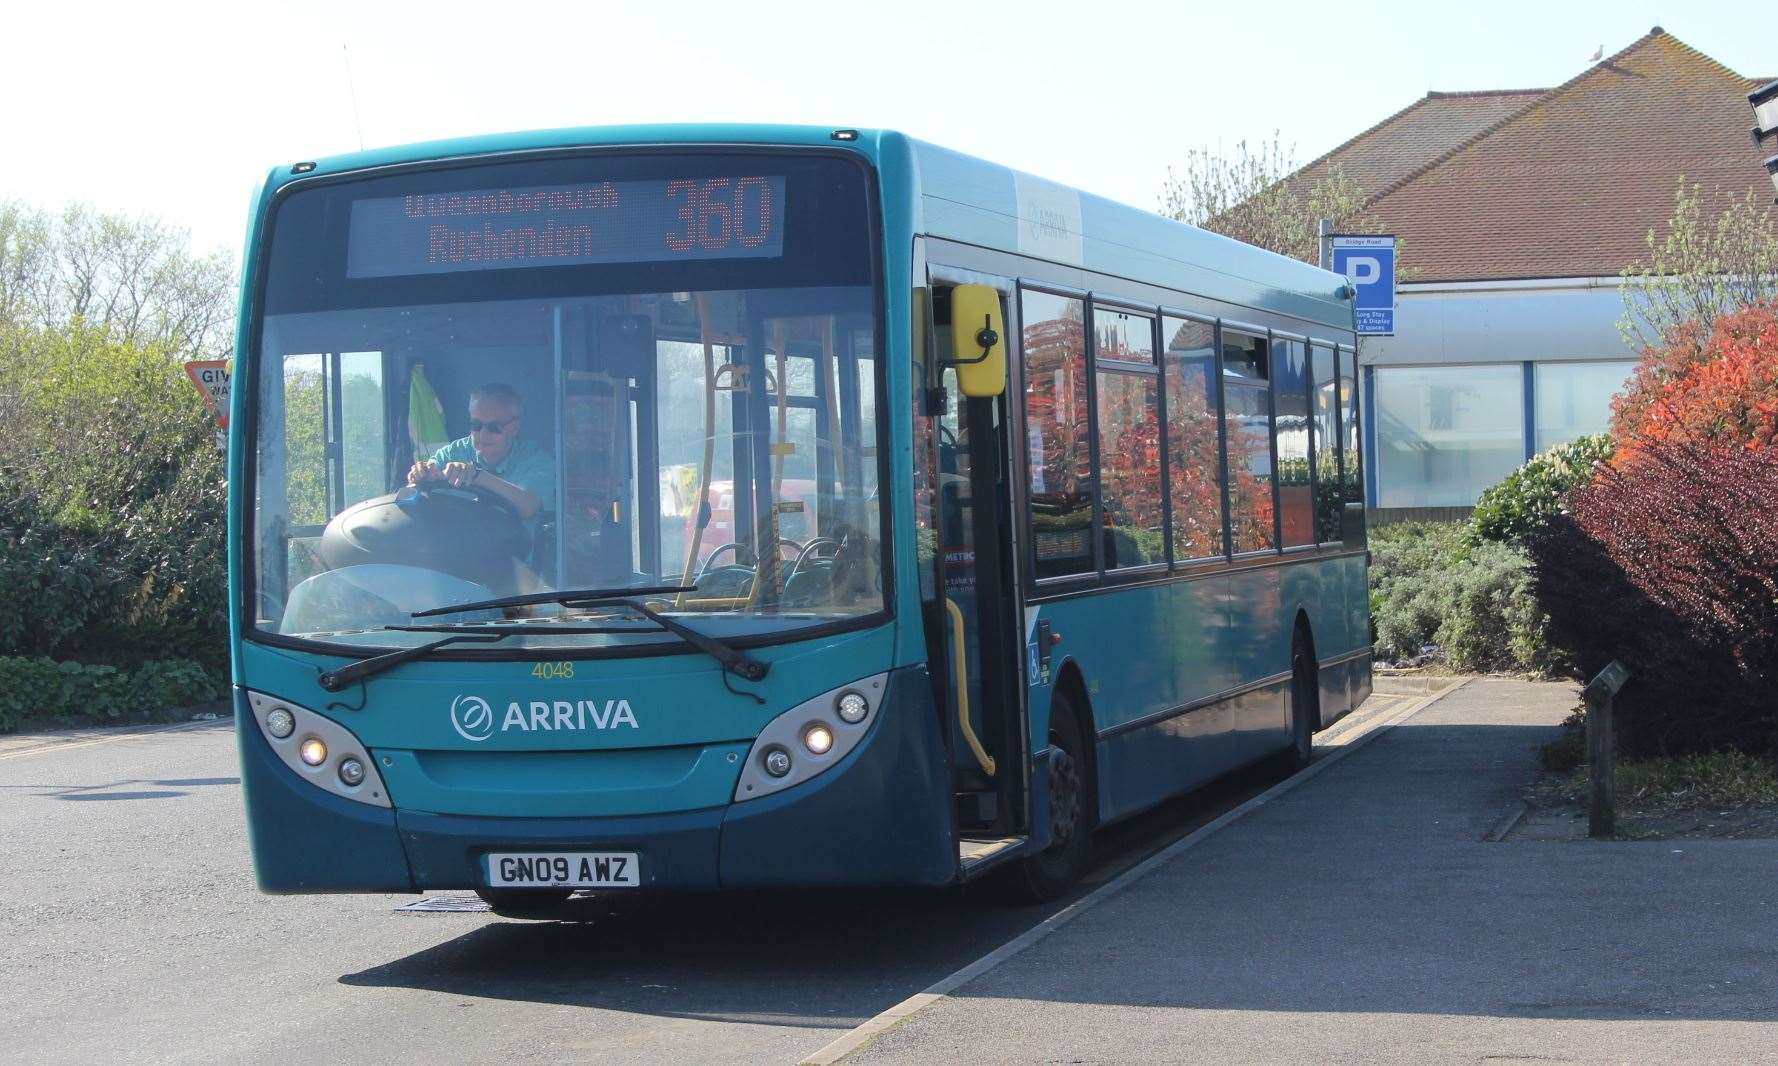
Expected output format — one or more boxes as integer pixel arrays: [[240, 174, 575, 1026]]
[[931, 282, 1028, 840]]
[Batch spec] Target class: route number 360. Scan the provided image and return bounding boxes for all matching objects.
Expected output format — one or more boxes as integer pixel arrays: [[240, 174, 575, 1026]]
[[665, 176, 775, 253]]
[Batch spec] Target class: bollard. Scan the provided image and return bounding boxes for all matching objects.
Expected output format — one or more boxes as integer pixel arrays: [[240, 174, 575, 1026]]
[[1583, 661, 1631, 839]]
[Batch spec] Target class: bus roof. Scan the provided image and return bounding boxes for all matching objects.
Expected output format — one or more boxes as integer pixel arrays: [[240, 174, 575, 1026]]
[[261, 124, 1355, 333]]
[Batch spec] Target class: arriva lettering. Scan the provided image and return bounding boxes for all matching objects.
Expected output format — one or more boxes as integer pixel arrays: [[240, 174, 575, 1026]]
[[495, 698, 639, 733]]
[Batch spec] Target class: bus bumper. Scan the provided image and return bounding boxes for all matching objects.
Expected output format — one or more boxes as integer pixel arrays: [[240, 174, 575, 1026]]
[[237, 666, 955, 894]]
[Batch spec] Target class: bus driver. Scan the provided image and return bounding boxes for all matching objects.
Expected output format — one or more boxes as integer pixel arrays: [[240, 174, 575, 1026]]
[[407, 382, 555, 523]]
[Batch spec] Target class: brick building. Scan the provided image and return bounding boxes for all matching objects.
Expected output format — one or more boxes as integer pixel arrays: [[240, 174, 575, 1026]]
[[1293, 28, 1771, 513]]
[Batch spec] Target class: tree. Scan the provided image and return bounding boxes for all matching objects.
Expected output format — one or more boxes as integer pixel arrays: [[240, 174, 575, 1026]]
[[1619, 180, 1778, 353], [0, 200, 235, 358], [1611, 298, 1778, 456], [1158, 133, 1383, 264]]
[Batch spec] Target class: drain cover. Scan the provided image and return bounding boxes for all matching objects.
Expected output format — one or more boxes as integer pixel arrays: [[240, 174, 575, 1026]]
[[395, 894, 490, 913]]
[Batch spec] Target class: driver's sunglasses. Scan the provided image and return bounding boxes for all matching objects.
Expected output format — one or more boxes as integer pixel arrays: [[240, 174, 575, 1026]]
[[468, 417, 514, 435]]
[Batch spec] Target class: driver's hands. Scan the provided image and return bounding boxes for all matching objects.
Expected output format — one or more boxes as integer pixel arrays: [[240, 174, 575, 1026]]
[[407, 460, 442, 485], [441, 461, 477, 488]]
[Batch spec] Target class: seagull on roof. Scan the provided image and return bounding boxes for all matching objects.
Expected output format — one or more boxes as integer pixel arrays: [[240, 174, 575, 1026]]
[[1588, 44, 1603, 61]]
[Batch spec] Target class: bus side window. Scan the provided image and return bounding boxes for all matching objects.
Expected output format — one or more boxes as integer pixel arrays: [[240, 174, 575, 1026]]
[[1274, 338, 1314, 548], [1221, 332, 1275, 554], [1162, 316, 1225, 562]]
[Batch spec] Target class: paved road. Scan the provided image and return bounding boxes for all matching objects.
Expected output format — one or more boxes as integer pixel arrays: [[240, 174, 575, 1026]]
[[849, 678, 1778, 1065], [0, 694, 1406, 1064]]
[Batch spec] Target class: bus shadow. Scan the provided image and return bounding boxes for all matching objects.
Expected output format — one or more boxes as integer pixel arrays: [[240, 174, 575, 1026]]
[[335, 760, 1286, 1027], [338, 886, 1045, 1028]]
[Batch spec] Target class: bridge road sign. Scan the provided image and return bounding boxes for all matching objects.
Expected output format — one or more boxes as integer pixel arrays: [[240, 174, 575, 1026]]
[[1330, 234, 1396, 336], [183, 359, 231, 451]]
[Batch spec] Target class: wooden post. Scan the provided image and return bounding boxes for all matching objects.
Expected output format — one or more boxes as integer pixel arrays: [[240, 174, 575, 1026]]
[[1583, 661, 1630, 839]]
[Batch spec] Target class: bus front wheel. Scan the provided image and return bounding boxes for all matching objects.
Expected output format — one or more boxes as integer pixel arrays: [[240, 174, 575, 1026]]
[[1008, 691, 1095, 902]]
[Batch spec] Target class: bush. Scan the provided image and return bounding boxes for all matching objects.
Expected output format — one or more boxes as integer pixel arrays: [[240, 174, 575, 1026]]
[[1612, 298, 1778, 453], [1370, 522, 1466, 662], [0, 656, 224, 733], [1529, 442, 1778, 757], [0, 323, 227, 668], [1369, 523, 1552, 673], [1468, 434, 1614, 547]]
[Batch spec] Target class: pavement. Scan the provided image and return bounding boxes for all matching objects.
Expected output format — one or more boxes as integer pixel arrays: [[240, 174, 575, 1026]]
[[845, 678, 1778, 1064]]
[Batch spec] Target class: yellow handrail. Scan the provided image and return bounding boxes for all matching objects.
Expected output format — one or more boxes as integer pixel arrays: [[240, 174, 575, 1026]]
[[944, 597, 996, 776]]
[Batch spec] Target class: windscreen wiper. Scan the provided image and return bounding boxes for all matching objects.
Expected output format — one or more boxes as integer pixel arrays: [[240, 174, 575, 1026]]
[[412, 584, 695, 618], [412, 587, 769, 683], [318, 631, 508, 691]]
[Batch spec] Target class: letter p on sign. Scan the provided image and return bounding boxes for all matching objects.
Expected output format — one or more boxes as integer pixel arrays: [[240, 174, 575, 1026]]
[[1344, 256, 1381, 287]]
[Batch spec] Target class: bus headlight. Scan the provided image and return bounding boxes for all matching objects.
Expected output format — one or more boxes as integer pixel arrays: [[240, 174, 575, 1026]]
[[247, 690, 391, 808], [733, 673, 888, 802]]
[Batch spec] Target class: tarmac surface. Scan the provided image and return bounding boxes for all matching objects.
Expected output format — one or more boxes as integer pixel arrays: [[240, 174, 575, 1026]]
[[846, 678, 1778, 1064], [1, 692, 1377, 1064], [8, 677, 1770, 1064]]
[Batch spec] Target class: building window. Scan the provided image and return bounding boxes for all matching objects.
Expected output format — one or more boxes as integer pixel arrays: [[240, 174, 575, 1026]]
[[1375, 364, 1524, 508], [1222, 332, 1275, 553], [1534, 360, 1636, 451], [1311, 343, 1341, 543], [1163, 316, 1225, 561], [1093, 308, 1162, 569], [1273, 338, 1313, 547], [1021, 289, 1093, 579]]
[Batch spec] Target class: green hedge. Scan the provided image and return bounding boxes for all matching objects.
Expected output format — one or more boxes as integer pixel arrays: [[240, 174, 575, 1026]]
[[0, 657, 223, 734], [1369, 522, 1555, 674]]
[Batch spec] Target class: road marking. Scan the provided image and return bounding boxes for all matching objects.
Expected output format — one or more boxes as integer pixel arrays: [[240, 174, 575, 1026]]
[[0, 719, 227, 761], [797, 678, 1472, 1066]]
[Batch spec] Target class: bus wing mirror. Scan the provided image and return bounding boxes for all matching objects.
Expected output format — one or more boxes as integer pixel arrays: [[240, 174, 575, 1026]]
[[947, 284, 1006, 398]]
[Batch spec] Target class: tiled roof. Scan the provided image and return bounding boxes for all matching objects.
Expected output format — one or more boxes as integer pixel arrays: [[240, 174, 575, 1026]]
[[1292, 89, 1546, 199], [1313, 29, 1774, 282]]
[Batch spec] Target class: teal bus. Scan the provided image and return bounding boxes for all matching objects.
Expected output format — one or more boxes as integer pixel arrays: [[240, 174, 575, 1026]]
[[232, 125, 1370, 909]]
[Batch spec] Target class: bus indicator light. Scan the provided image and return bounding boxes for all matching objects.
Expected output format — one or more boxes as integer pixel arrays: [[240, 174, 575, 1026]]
[[265, 707, 296, 738], [763, 747, 792, 777], [300, 737, 328, 767], [835, 692, 868, 724]]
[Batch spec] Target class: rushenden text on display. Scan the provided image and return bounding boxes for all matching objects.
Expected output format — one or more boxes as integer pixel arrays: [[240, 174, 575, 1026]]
[[345, 175, 787, 278]]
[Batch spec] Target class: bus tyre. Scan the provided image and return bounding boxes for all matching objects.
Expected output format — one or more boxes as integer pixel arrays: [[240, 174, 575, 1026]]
[[1011, 692, 1095, 902], [1287, 630, 1317, 772], [475, 888, 575, 919]]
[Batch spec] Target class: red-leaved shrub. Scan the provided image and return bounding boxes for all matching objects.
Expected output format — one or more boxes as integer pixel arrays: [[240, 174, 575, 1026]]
[[1613, 300, 1778, 453], [1530, 443, 1778, 757]]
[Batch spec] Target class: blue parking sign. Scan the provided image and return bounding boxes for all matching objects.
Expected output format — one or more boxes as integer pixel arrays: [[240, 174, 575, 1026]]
[[1330, 235, 1396, 336]]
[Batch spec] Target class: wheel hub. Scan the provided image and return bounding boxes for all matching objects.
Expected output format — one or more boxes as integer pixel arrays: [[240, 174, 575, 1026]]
[[1049, 744, 1081, 844]]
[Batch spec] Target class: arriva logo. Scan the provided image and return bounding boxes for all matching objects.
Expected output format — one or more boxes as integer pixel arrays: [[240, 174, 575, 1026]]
[[450, 695, 639, 741], [451, 695, 495, 742]]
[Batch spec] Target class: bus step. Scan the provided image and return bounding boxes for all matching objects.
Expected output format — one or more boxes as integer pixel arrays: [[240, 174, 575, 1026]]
[[955, 789, 998, 827], [958, 835, 1026, 875]]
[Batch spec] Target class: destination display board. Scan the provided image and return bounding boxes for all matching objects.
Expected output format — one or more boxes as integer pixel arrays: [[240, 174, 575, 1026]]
[[346, 175, 787, 278]]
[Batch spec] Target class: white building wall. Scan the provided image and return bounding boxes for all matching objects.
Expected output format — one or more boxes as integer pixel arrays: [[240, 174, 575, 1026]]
[[1357, 279, 1640, 509]]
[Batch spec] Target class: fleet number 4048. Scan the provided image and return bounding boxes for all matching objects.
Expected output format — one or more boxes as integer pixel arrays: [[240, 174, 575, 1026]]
[[532, 661, 575, 680]]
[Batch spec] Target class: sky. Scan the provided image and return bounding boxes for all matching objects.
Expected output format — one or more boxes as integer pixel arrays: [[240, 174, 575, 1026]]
[[4, 0, 1775, 260]]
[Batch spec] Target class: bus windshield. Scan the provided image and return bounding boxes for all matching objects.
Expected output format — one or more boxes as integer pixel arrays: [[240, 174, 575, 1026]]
[[248, 151, 883, 652]]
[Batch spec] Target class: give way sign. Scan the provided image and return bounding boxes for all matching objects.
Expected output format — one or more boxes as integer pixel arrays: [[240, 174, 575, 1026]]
[[184, 359, 231, 430]]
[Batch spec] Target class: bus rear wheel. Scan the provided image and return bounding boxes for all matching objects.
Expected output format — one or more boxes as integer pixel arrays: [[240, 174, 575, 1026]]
[[476, 888, 575, 919], [1007, 691, 1095, 902], [1287, 629, 1318, 772]]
